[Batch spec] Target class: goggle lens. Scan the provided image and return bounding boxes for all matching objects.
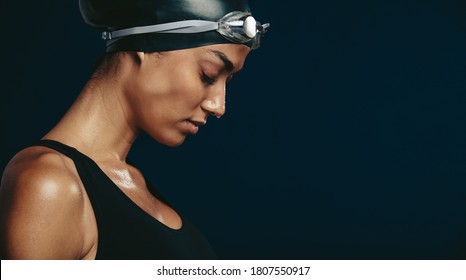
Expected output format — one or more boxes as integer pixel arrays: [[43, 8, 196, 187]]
[[217, 11, 269, 49]]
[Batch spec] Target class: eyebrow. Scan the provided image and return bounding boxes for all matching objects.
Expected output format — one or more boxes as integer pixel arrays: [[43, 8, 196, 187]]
[[209, 50, 235, 72]]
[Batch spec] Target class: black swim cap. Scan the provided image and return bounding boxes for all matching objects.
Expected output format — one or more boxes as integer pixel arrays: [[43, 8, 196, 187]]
[[79, 0, 268, 52]]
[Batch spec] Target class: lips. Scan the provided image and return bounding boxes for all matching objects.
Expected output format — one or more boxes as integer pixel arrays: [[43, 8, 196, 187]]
[[183, 116, 207, 135], [189, 119, 207, 127], [185, 119, 205, 134]]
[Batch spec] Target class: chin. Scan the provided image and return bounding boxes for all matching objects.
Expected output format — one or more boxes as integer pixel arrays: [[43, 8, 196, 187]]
[[165, 140, 185, 147], [155, 135, 186, 147]]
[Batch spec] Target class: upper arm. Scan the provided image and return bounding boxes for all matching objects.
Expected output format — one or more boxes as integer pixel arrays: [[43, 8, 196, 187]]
[[0, 151, 86, 259]]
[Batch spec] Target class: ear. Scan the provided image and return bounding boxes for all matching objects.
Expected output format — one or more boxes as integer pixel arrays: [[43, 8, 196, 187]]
[[135, 52, 145, 63]]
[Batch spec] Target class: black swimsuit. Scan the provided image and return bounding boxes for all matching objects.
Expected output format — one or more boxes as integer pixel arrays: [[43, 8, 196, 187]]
[[34, 139, 216, 260]]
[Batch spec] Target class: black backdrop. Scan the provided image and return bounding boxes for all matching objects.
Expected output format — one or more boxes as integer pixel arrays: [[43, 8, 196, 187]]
[[1, 0, 466, 259]]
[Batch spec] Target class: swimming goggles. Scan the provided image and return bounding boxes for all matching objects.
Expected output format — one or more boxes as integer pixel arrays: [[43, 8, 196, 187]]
[[102, 11, 269, 50]]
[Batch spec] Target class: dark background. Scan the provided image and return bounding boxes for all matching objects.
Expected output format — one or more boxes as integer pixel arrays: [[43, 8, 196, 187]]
[[1, 0, 466, 259]]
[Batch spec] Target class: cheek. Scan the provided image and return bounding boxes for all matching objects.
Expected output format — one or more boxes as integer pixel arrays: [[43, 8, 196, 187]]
[[164, 68, 207, 108], [126, 66, 206, 132]]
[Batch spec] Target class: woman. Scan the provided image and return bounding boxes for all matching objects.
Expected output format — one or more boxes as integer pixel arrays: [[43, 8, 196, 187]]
[[0, 0, 268, 260]]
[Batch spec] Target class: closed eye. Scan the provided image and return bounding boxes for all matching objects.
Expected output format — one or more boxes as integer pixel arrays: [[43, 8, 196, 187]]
[[201, 72, 216, 85]]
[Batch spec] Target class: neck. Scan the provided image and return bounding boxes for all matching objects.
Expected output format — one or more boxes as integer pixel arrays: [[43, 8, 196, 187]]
[[43, 74, 138, 163]]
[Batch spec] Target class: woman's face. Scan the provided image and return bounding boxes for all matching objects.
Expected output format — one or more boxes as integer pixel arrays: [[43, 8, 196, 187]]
[[125, 44, 250, 147]]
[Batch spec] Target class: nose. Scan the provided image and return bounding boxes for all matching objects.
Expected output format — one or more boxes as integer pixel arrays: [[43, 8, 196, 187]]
[[201, 85, 226, 118]]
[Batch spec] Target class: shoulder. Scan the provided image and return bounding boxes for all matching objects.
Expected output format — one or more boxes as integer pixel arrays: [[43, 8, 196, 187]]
[[2, 146, 83, 204], [0, 146, 87, 259]]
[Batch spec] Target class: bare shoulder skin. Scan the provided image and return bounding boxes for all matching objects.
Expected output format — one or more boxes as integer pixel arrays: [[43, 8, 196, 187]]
[[0, 146, 97, 259]]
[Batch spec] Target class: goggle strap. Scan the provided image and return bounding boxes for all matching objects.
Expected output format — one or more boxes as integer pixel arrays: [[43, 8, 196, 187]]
[[259, 23, 270, 33], [224, 20, 244, 27], [102, 20, 219, 40]]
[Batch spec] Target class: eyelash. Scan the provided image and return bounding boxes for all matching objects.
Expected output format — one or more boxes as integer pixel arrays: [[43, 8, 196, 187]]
[[201, 73, 216, 85]]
